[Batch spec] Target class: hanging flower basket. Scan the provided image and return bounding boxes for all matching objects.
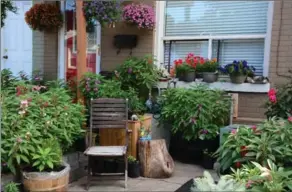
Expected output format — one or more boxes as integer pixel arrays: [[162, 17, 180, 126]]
[[25, 3, 63, 32], [122, 3, 155, 30], [83, 1, 122, 28]]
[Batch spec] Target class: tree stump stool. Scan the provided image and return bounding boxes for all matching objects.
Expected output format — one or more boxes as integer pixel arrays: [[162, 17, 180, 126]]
[[138, 139, 174, 178]]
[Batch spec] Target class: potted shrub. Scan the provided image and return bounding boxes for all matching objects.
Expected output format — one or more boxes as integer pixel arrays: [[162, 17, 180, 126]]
[[202, 59, 219, 83], [25, 3, 63, 32], [122, 3, 155, 30], [218, 60, 255, 84], [1, 77, 85, 191], [159, 87, 231, 163], [82, 1, 122, 28], [128, 156, 140, 178], [202, 149, 216, 169], [115, 55, 159, 102], [175, 64, 195, 82]]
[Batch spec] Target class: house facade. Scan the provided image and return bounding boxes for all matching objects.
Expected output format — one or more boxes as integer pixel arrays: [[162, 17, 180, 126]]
[[1, 0, 291, 122]]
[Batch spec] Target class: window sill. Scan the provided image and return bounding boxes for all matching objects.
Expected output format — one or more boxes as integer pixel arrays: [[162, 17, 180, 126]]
[[155, 81, 270, 93]]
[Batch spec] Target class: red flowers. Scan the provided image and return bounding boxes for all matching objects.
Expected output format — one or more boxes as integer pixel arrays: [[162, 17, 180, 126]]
[[240, 146, 248, 157], [288, 116, 292, 123], [235, 162, 241, 168], [268, 88, 277, 103], [174, 59, 183, 66]]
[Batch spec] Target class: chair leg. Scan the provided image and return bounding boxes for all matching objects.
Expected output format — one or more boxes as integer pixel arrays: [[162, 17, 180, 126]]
[[86, 156, 91, 191], [124, 155, 128, 189]]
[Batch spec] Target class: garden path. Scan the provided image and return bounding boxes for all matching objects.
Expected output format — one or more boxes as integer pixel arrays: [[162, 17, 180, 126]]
[[68, 161, 218, 191]]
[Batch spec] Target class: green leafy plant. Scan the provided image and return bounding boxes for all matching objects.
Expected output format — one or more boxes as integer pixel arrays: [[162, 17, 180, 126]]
[[31, 139, 62, 171], [79, 73, 145, 114], [191, 171, 245, 191], [128, 155, 138, 164], [265, 79, 292, 118], [1, 0, 17, 28], [216, 118, 292, 172], [201, 60, 219, 73], [159, 86, 231, 141], [175, 63, 195, 77], [1, 81, 85, 173], [226, 159, 292, 192], [3, 182, 20, 192], [116, 55, 159, 100]]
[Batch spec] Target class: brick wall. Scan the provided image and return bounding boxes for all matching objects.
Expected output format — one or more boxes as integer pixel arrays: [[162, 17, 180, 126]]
[[237, 0, 292, 119]]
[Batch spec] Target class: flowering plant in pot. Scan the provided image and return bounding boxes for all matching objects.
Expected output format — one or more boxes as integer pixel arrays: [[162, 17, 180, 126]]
[[83, 1, 122, 28], [128, 155, 140, 178], [1, 79, 85, 191], [25, 3, 63, 32], [122, 3, 155, 30], [218, 60, 255, 84], [201, 59, 219, 83]]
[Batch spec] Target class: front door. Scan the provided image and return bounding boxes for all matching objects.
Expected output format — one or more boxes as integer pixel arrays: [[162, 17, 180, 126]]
[[1, 1, 33, 76]]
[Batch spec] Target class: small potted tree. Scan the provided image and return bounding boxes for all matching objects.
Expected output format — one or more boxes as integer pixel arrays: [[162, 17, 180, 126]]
[[202, 59, 219, 83], [128, 156, 140, 178], [219, 60, 255, 84]]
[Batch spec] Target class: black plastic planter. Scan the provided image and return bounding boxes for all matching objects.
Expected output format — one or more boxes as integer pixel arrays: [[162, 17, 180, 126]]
[[116, 159, 125, 173], [128, 162, 140, 178], [202, 154, 215, 169]]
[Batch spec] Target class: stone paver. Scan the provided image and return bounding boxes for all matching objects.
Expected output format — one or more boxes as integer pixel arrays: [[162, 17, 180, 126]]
[[68, 161, 218, 191]]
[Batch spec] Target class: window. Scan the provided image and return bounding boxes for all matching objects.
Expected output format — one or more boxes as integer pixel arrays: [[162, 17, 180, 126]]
[[158, 1, 272, 76]]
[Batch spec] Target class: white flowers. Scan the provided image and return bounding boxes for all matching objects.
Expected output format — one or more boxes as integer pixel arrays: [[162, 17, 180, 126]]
[[157, 65, 170, 78]]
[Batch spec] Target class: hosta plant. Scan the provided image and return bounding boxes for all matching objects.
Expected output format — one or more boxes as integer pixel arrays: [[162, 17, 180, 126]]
[[1, 81, 85, 173], [191, 171, 245, 191], [159, 86, 231, 141]]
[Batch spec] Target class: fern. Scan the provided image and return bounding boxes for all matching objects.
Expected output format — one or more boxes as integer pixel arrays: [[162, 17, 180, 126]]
[[191, 171, 246, 191]]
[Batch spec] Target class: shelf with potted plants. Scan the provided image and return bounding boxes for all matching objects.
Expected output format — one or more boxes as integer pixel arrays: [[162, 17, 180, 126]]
[[156, 58, 270, 93]]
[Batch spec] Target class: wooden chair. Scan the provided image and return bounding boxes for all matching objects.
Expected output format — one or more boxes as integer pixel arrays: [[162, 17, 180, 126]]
[[84, 98, 129, 190]]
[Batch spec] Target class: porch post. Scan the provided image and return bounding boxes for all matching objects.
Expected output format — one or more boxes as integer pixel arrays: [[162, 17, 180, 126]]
[[76, 0, 87, 100]]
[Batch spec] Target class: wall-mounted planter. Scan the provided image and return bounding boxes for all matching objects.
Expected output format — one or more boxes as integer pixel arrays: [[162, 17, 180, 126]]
[[113, 35, 138, 55]]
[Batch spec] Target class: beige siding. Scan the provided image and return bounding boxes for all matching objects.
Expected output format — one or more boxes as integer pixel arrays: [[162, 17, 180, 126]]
[[32, 1, 58, 80], [100, 0, 154, 71]]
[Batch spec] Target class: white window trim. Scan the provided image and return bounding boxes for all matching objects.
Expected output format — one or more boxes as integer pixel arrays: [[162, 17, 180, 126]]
[[154, 1, 274, 77]]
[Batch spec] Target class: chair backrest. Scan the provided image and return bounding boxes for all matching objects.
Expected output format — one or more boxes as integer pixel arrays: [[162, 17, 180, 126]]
[[89, 98, 128, 147]]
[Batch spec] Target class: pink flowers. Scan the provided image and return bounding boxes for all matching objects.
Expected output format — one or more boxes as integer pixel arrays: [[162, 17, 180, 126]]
[[288, 116, 292, 123], [123, 3, 155, 29], [32, 85, 46, 91], [268, 88, 277, 103], [231, 129, 237, 135], [246, 180, 253, 188]]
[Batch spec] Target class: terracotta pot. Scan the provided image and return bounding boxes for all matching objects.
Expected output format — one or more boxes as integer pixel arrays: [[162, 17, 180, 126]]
[[229, 74, 247, 84]]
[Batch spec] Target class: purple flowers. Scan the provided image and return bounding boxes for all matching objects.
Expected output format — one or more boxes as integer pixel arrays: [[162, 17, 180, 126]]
[[83, 1, 122, 26], [190, 117, 197, 124], [128, 68, 133, 74], [218, 60, 255, 76], [123, 3, 155, 29], [200, 129, 208, 134]]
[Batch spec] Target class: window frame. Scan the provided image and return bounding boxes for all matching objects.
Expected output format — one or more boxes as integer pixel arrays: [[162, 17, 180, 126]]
[[154, 1, 274, 77]]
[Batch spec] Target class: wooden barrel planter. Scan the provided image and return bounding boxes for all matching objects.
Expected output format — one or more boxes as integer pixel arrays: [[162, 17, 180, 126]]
[[22, 163, 70, 192]]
